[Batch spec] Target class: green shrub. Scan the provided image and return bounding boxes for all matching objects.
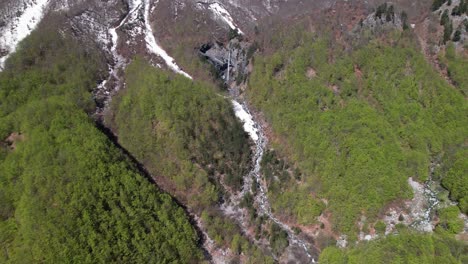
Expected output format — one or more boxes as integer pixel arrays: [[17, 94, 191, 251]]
[[269, 223, 289, 256], [374, 221, 387, 235], [320, 230, 466, 263], [437, 206, 464, 233]]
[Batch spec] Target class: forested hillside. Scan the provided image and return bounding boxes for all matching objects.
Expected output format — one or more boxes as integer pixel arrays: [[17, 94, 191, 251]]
[[249, 28, 467, 236], [108, 59, 273, 261], [0, 0, 466, 263], [0, 19, 202, 263], [109, 59, 251, 204]]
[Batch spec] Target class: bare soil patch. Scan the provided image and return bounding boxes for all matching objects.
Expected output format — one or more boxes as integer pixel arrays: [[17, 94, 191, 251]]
[[4, 132, 25, 150]]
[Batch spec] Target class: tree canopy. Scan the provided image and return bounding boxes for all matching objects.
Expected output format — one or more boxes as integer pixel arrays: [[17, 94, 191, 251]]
[[0, 20, 202, 263], [248, 29, 467, 236]]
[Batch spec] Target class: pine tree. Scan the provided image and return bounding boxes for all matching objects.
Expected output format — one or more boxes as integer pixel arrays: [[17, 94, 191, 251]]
[[443, 21, 453, 43], [401, 11, 409, 30], [441, 9, 450, 25], [432, 0, 447, 11], [452, 30, 461, 42]]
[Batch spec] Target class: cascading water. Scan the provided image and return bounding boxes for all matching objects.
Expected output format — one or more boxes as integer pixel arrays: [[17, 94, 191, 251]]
[[407, 161, 445, 232], [93, 2, 138, 110], [230, 98, 318, 263]]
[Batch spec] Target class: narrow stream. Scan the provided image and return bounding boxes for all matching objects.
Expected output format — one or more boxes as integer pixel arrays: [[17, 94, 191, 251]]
[[93, 0, 139, 117], [230, 99, 318, 263], [407, 162, 444, 232]]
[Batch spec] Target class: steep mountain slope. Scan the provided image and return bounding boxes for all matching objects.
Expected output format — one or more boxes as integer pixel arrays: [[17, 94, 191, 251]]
[[153, 0, 467, 262], [0, 20, 202, 263], [0, 0, 467, 263], [0, 0, 282, 262], [249, 22, 467, 235]]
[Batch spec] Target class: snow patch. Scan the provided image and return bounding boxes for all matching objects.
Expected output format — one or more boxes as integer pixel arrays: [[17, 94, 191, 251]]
[[95, 0, 192, 116], [72, 11, 110, 48], [231, 100, 259, 141], [207, 2, 244, 34], [143, 0, 192, 79], [0, 0, 50, 70]]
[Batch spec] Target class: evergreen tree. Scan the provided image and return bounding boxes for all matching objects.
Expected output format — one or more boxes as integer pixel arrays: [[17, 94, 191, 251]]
[[452, 30, 461, 41]]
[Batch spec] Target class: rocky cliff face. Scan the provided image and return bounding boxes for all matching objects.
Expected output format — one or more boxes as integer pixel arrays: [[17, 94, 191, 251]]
[[199, 38, 253, 89]]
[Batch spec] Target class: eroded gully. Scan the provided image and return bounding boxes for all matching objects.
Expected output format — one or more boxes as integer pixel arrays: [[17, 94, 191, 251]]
[[90, 0, 316, 262], [228, 97, 318, 263]]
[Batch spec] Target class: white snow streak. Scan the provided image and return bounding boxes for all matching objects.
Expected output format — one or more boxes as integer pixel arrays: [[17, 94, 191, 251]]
[[143, 0, 192, 79], [0, 0, 50, 70], [232, 100, 259, 141], [207, 2, 244, 34]]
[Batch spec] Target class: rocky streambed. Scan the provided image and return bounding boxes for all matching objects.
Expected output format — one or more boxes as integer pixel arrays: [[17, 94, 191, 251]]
[[222, 92, 319, 263]]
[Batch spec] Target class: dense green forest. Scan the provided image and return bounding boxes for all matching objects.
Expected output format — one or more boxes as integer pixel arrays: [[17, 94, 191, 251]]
[[109, 59, 273, 261], [109, 58, 251, 204], [248, 29, 467, 236], [437, 147, 468, 214], [260, 149, 325, 225], [319, 228, 467, 263], [0, 20, 203, 263]]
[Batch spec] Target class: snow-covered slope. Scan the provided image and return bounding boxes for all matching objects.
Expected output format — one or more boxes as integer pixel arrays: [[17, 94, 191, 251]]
[[0, 0, 191, 78], [144, 0, 192, 79], [204, 2, 245, 34], [0, 0, 49, 70]]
